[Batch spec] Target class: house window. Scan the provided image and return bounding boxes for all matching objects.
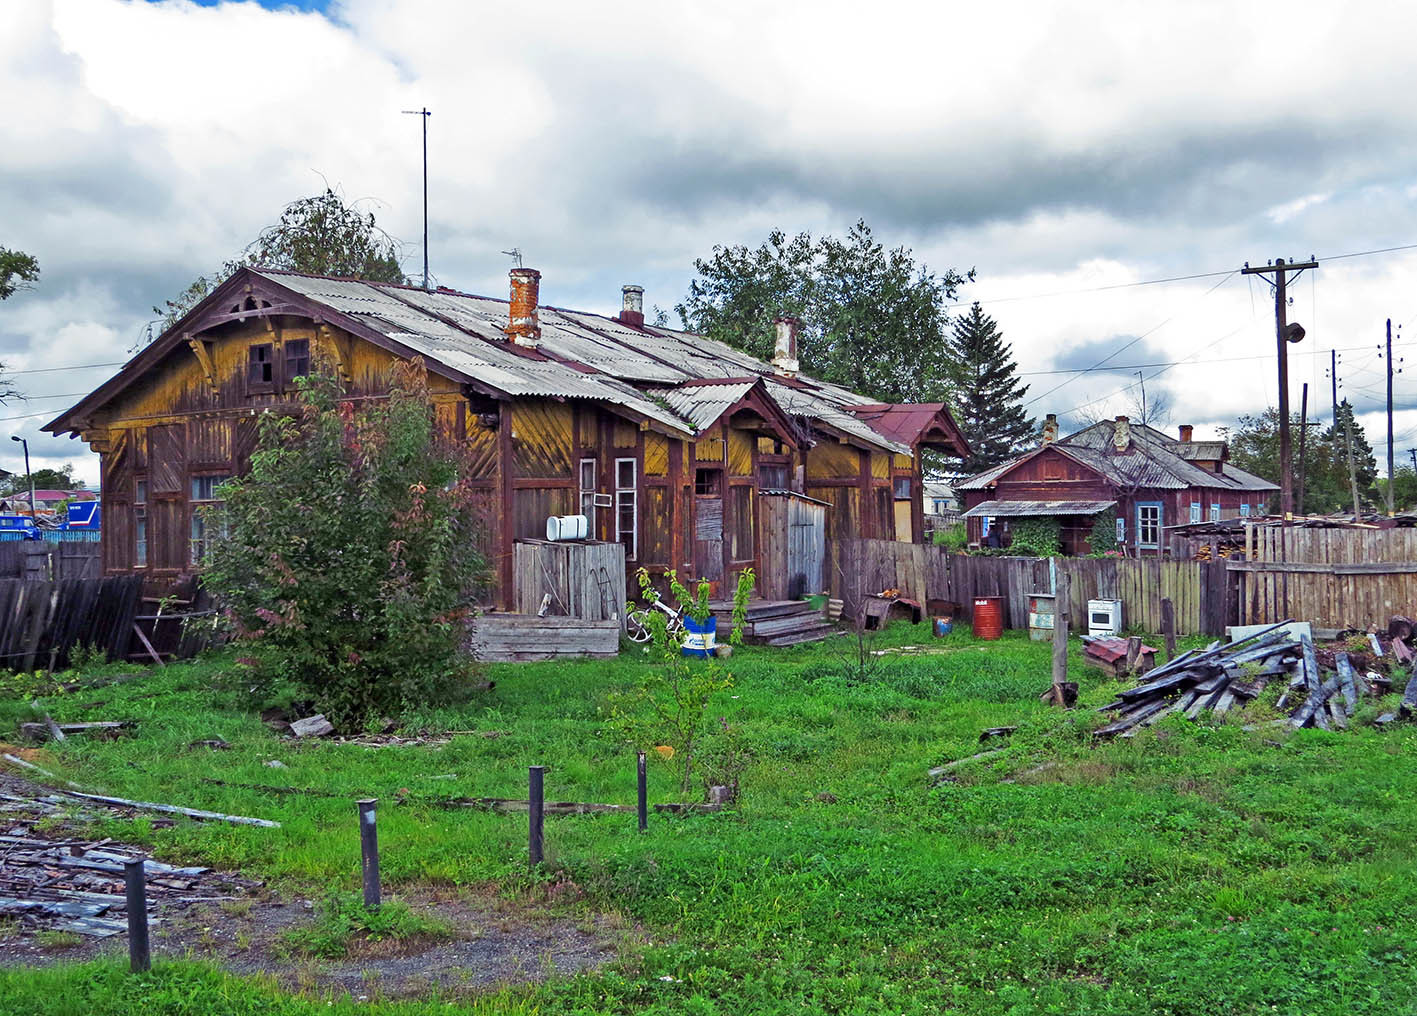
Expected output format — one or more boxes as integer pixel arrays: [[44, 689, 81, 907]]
[[189, 475, 232, 564], [284, 338, 310, 382], [1115, 516, 1125, 544], [759, 463, 789, 489], [933, 498, 950, 514], [1137, 502, 1162, 548], [616, 457, 637, 561], [981, 516, 992, 538], [695, 468, 722, 497], [134, 478, 148, 568], [248, 343, 274, 385], [893, 476, 912, 500], [579, 457, 597, 531], [1190, 502, 1201, 523], [1239, 503, 1251, 517], [1210, 503, 1221, 522]]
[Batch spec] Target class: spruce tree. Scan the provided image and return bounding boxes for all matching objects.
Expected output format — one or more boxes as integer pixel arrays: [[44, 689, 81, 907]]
[[944, 303, 1036, 472]]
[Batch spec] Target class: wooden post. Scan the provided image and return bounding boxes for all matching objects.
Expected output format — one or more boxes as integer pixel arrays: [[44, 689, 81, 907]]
[[357, 799, 380, 908], [636, 752, 647, 833], [1161, 597, 1176, 660], [1051, 573, 1070, 706], [528, 766, 545, 867], [125, 858, 151, 974], [1125, 635, 1142, 675]]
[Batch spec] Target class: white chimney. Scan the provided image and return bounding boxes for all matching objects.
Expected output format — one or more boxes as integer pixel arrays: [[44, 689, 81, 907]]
[[1042, 413, 1058, 445], [620, 285, 645, 327], [772, 316, 800, 376], [1112, 415, 1131, 452]]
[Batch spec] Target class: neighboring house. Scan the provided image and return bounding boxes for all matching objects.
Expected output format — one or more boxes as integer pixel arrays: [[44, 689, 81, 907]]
[[0, 488, 96, 515], [45, 267, 969, 602], [956, 415, 1277, 555], [921, 478, 958, 518]]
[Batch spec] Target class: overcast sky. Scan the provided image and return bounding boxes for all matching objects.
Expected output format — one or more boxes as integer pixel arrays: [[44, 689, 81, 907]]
[[5, 0, 1417, 486]]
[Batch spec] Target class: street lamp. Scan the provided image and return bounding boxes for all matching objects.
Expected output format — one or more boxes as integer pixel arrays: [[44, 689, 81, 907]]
[[9, 436, 35, 520]]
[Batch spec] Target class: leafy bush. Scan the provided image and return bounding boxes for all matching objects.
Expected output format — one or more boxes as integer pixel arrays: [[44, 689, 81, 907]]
[[202, 361, 487, 728], [932, 523, 968, 551], [1089, 509, 1119, 555], [1005, 516, 1061, 557]]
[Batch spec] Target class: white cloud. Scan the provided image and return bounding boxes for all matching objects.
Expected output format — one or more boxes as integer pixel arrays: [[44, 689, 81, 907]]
[[4, 0, 1417, 488]]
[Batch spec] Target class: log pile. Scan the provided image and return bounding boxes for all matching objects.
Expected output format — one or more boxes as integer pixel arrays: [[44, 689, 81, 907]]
[[1093, 620, 1417, 738]]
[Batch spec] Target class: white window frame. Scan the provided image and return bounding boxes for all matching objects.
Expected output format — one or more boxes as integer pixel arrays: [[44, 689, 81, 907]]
[[1210, 503, 1221, 522], [615, 457, 637, 561], [1190, 502, 1201, 523], [1115, 516, 1125, 544], [1136, 502, 1162, 549], [189, 474, 232, 565], [578, 457, 597, 533], [134, 478, 148, 568]]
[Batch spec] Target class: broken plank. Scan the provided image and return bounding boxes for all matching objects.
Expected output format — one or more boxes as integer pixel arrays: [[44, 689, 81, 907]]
[[58, 790, 281, 829], [1335, 653, 1358, 715]]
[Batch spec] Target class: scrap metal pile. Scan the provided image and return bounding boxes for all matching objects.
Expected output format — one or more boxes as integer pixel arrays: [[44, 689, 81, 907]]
[[1094, 620, 1417, 738]]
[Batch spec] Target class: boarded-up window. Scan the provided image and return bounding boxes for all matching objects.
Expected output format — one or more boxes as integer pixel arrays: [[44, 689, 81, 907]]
[[187, 418, 232, 468], [760, 463, 789, 489], [729, 485, 754, 561], [1043, 456, 1063, 480], [642, 486, 670, 565], [148, 424, 184, 495], [727, 429, 752, 476], [511, 403, 574, 478]]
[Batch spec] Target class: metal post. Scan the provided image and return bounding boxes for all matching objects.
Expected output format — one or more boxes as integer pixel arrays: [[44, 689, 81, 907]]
[[528, 766, 545, 867], [1387, 318, 1395, 516], [124, 858, 150, 974], [636, 752, 647, 833], [357, 798, 380, 908]]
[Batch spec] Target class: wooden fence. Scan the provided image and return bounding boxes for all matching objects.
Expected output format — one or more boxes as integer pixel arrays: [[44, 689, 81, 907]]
[[1233, 525, 1417, 629], [0, 576, 144, 672], [830, 540, 1230, 636], [0, 540, 102, 582]]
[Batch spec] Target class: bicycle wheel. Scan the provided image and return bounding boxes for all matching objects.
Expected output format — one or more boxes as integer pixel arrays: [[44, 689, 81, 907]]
[[626, 609, 654, 643]]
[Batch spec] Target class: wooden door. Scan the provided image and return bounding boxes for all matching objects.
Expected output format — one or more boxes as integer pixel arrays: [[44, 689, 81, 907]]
[[693, 467, 724, 582]]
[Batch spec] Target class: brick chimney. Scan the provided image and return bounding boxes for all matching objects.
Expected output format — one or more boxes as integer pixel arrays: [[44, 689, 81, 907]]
[[619, 284, 645, 328], [772, 316, 800, 376], [1042, 413, 1058, 445], [505, 268, 541, 346], [1112, 415, 1131, 452], [1178, 424, 1193, 443]]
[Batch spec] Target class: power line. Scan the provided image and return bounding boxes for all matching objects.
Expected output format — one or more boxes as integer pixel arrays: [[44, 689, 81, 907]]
[[2, 362, 125, 376], [1016, 340, 1411, 378]]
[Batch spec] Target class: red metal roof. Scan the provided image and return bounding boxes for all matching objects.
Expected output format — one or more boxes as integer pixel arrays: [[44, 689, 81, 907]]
[[844, 403, 969, 456]]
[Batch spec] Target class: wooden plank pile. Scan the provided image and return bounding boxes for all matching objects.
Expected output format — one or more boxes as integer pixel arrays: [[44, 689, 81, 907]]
[[466, 613, 620, 662], [1096, 620, 1417, 737], [0, 786, 260, 939]]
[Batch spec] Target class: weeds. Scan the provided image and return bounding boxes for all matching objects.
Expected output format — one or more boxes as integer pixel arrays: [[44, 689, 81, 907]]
[[281, 892, 451, 959]]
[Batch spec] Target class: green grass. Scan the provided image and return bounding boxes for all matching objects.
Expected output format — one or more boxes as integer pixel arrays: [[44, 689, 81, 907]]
[[1, 623, 1415, 1014]]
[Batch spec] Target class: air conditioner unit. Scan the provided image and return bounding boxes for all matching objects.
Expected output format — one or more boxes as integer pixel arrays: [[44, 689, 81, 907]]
[[1087, 599, 1124, 637]]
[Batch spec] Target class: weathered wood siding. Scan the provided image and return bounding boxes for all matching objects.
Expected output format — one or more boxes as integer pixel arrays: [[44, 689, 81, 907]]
[[512, 539, 626, 630]]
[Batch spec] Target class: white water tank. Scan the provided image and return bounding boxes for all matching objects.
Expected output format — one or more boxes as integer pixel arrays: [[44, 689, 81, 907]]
[[546, 514, 589, 541]]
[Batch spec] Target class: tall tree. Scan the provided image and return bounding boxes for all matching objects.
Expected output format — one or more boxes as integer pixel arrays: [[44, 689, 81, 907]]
[[1222, 400, 1378, 514], [155, 189, 406, 331], [944, 303, 1036, 472], [676, 221, 972, 404], [0, 246, 39, 301]]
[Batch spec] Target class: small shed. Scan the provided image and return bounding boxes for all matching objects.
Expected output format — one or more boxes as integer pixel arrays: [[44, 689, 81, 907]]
[[512, 539, 627, 630], [758, 490, 829, 600]]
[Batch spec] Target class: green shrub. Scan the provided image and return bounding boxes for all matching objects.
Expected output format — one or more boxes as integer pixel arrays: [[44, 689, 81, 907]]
[[1089, 509, 1119, 555], [933, 523, 968, 552], [202, 360, 488, 729], [1006, 516, 1061, 557]]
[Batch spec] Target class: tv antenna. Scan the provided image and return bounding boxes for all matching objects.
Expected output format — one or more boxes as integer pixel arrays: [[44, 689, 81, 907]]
[[401, 107, 432, 290], [501, 248, 523, 269]]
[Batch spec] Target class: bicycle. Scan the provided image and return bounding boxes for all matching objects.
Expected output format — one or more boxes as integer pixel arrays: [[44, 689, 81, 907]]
[[626, 596, 684, 643]]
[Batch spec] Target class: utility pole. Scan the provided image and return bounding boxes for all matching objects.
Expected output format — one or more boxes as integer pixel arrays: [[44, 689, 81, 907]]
[[1344, 404, 1362, 520], [1297, 383, 1309, 516], [1242, 257, 1317, 521], [402, 107, 432, 290], [1331, 349, 1339, 423], [1386, 318, 1395, 516], [1136, 370, 1147, 425], [9, 436, 34, 520]]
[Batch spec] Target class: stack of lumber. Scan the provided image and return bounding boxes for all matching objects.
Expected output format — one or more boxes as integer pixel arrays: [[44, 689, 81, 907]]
[[1096, 621, 1417, 737]]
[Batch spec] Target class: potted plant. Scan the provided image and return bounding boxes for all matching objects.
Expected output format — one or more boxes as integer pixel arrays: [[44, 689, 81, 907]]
[[668, 571, 717, 658]]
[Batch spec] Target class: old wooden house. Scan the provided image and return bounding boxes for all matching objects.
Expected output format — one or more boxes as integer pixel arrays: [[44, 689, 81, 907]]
[[956, 415, 1277, 555], [45, 267, 968, 605]]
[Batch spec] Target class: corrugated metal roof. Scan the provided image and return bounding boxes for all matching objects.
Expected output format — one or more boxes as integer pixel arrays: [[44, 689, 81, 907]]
[[962, 499, 1116, 518], [655, 381, 758, 430]]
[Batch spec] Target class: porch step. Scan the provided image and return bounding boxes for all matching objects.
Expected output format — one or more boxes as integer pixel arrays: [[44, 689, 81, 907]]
[[709, 599, 814, 623], [764, 623, 838, 647]]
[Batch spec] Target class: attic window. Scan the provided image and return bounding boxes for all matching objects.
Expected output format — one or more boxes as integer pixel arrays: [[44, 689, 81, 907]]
[[248, 343, 274, 385], [284, 338, 310, 382]]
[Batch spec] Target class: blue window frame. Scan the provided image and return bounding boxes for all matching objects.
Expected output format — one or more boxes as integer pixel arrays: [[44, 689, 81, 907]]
[[1239, 503, 1251, 517], [981, 516, 992, 538], [1136, 501, 1162, 548], [1210, 503, 1221, 522], [1189, 502, 1201, 523]]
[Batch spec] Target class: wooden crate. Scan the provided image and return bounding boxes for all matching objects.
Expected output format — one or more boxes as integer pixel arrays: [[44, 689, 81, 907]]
[[512, 539, 626, 631]]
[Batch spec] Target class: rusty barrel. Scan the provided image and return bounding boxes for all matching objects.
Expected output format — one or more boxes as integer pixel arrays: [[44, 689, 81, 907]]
[[972, 596, 1004, 640]]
